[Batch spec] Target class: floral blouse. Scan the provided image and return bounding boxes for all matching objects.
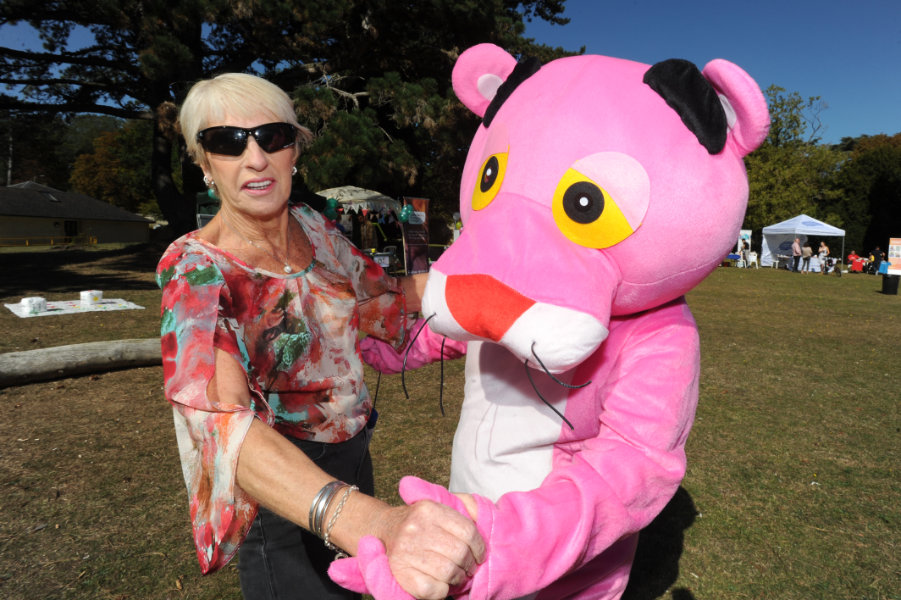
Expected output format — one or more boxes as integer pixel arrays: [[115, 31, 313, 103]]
[[156, 204, 409, 573]]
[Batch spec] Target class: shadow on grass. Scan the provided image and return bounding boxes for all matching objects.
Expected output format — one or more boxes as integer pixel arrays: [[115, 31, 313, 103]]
[[0, 242, 167, 297], [623, 487, 698, 600]]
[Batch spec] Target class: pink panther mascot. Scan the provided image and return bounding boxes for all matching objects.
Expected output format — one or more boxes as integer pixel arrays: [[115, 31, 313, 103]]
[[330, 43, 769, 599]]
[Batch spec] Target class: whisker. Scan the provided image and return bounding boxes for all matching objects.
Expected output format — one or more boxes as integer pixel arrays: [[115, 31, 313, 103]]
[[524, 359, 575, 430], [530, 342, 591, 389], [439, 337, 447, 416], [369, 370, 382, 430], [402, 314, 436, 400], [372, 371, 381, 409]]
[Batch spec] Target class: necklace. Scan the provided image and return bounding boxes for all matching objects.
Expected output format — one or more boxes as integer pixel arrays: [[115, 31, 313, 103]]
[[222, 215, 293, 273]]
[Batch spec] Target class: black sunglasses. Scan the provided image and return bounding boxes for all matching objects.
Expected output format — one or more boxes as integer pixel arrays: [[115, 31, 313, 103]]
[[196, 122, 298, 156]]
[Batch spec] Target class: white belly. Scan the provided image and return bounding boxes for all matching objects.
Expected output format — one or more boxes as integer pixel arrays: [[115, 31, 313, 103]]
[[449, 342, 571, 501]]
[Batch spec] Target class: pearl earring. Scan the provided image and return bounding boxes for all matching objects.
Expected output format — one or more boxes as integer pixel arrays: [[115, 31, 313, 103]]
[[203, 175, 215, 188]]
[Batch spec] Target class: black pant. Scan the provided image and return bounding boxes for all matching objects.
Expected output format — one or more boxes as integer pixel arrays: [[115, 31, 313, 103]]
[[238, 427, 375, 600]]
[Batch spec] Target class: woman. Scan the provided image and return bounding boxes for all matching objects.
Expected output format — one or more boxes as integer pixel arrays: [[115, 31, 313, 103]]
[[801, 242, 813, 273], [818, 241, 830, 274], [157, 73, 482, 600]]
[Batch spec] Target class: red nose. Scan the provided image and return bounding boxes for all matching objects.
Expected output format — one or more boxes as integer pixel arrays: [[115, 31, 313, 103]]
[[444, 274, 536, 342]]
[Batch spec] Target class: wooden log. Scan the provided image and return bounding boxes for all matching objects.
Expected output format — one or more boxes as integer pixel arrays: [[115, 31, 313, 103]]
[[0, 338, 161, 387]]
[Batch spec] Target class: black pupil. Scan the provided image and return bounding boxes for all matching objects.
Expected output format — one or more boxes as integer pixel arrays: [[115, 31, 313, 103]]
[[562, 181, 604, 224], [480, 156, 500, 193]]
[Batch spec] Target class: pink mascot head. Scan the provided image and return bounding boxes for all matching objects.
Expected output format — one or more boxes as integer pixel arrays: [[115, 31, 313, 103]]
[[422, 44, 769, 373]]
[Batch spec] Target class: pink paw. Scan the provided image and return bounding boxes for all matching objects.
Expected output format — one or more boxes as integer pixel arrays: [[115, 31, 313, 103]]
[[328, 536, 414, 599]]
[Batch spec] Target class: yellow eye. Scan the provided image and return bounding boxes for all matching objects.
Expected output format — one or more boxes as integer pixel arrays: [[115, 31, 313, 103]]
[[472, 152, 508, 210], [552, 168, 636, 249]]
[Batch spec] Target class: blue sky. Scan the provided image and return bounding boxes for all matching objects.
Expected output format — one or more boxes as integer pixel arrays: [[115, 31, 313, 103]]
[[524, 0, 900, 144]]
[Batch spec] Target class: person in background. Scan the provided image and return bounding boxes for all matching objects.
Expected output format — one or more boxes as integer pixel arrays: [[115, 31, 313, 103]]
[[349, 208, 363, 248], [157, 72, 483, 600], [361, 209, 378, 250], [339, 207, 353, 235], [791, 237, 802, 272], [818, 241, 830, 274], [847, 250, 865, 273], [801, 242, 813, 273], [871, 246, 884, 273]]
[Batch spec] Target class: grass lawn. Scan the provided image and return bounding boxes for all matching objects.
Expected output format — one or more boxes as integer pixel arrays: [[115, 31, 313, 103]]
[[0, 248, 898, 599]]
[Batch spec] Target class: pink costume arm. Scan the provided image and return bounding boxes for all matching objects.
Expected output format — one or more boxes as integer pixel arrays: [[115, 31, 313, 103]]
[[360, 318, 467, 373]]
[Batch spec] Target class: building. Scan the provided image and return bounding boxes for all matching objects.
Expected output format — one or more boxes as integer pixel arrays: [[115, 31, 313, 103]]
[[0, 182, 151, 246]]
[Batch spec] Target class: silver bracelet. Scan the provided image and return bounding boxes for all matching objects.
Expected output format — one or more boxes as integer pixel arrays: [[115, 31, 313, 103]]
[[323, 484, 358, 559], [309, 481, 345, 538]]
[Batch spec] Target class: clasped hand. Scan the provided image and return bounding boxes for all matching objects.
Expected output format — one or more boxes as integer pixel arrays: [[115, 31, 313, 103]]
[[333, 484, 482, 600]]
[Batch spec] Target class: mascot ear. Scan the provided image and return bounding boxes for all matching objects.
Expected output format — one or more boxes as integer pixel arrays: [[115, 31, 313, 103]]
[[643, 59, 728, 154], [701, 59, 770, 156], [644, 58, 770, 157], [452, 43, 519, 119]]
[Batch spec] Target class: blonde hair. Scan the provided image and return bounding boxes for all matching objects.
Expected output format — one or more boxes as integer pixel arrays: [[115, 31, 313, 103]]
[[179, 73, 312, 165]]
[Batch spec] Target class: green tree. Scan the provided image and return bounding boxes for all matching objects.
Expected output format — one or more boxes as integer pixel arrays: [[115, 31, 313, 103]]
[[1, 0, 569, 238], [0, 112, 119, 188], [290, 1, 572, 238], [69, 119, 163, 216], [744, 86, 842, 233], [0, 0, 357, 234], [830, 133, 901, 253], [57, 115, 122, 179], [0, 112, 69, 188], [763, 85, 827, 147]]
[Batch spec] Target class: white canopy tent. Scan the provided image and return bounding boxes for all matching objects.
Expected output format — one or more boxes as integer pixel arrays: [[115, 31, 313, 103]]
[[760, 214, 845, 268], [317, 186, 402, 214]]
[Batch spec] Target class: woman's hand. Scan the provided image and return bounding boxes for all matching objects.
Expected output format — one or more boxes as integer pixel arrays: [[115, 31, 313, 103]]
[[373, 501, 485, 599], [400, 272, 429, 313], [327, 478, 485, 599]]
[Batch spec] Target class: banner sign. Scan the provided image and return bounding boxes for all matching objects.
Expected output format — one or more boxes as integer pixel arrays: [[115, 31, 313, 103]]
[[401, 197, 430, 274], [888, 237, 901, 276], [737, 229, 752, 254]]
